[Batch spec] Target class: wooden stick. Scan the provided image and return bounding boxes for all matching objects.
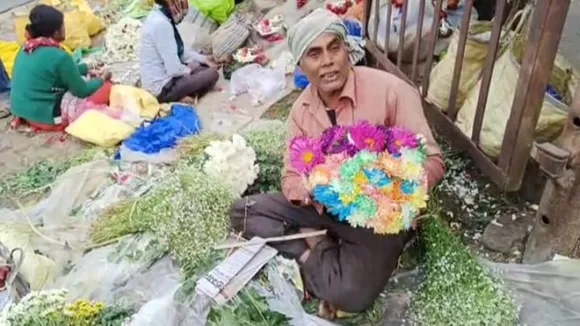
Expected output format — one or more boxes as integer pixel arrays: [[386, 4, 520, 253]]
[[214, 230, 328, 250]]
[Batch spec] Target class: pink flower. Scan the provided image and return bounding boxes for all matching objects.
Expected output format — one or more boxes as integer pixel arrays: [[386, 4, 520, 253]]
[[348, 121, 386, 152], [289, 136, 324, 174], [387, 127, 419, 154]]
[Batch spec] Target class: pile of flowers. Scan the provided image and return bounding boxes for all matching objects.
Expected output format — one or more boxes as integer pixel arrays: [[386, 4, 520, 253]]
[[203, 134, 260, 196], [290, 120, 429, 234], [0, 290, 131, 326]]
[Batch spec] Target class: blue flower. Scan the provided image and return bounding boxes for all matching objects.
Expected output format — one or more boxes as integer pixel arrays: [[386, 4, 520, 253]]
[[329, 202, 355, 221], [401, 180, 417, 195], [363, 168, 392, 187], [312, 185, 340, 207]]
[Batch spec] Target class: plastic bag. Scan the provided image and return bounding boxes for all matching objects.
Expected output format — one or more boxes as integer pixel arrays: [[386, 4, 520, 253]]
[[189, 0, 235, 24], [211, 13, 251, 61], [178, 6, 218, 51], [66, 110, 135, 147], [230, 64, 287, 105], [121, 104, 202, 156], [294, 67, 310, 90], [426, 23, 493, 112], [109, 85, 160, 125], [0, 41, 19, 79], [367, 0, 435, 60], [456, 51, 575, 158]]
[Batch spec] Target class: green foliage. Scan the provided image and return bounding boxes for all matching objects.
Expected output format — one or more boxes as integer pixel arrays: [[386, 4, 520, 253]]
[[409, 215, 519, 325], [242, 126, 287, 194]]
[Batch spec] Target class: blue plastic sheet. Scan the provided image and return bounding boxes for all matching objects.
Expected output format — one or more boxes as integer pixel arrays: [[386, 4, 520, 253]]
[[0, 57, 10, 94], [121, 104, 202, 155]]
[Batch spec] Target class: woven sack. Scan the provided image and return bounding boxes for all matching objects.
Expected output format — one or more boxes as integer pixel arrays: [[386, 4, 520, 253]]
[[426, 22, 493, 112], [211, 13, 251, 61], [455, 51, 577, 158]]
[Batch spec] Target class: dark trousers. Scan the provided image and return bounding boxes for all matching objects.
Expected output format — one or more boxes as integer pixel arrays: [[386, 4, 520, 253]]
[[230, 192, 413, 313], [157, 64, 219, 103]]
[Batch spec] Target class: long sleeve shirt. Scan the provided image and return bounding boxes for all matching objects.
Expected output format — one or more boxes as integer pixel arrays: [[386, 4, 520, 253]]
[[10, 47, 103, 124], [139, 7, 207, 96], [282, 66, 445, 210]]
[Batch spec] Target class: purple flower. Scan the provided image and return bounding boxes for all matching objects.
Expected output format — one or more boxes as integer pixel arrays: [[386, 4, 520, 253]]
[[386, 127, 419, 154], [320, 126, 347, 154], [348, 120, 386, 152]]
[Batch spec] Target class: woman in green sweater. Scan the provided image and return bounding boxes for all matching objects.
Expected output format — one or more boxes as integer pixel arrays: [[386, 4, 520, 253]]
[[10, 4, 111, 131]]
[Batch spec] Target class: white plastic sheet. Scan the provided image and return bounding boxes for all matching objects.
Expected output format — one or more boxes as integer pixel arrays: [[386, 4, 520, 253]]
[[482, 258, 580, 326]]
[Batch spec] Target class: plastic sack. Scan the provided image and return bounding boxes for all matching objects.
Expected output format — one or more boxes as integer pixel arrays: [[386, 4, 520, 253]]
[[367, 0, 435, 60], [230, 64, 287, 105], [294, 67, 310, 90], [189, 0, 234, 24], [482, 258, 580, 326], [211, 13, 251, 61], [109, 85, 160, 125], [43, 0, 105, 36], [0, 223, 57, 291], [344, 18, 363, 38], [13, 6, 92, 50], [456, 51, 575, 158], [426, 23, 493, 112], [121, 104, 202, 156], [0, 41, 19, 79], [66, 110, 135, 147]]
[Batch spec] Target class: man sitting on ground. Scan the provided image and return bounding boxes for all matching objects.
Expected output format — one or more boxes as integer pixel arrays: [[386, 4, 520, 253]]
[[230, 9, 445, 318]]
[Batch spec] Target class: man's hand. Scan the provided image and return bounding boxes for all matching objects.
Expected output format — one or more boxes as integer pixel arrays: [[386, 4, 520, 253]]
[[204, 55, 219, 69]]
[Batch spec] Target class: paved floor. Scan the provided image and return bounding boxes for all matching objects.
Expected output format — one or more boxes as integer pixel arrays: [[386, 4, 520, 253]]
[[0, 0, 33, 15]]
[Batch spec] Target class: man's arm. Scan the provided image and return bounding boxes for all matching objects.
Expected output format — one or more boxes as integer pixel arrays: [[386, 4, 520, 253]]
[[391, 80, 445, 188]]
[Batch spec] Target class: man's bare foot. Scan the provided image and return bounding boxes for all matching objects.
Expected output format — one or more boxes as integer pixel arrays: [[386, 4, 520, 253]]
[[318, 300, 338, 320], [179, 96, 196, 104]]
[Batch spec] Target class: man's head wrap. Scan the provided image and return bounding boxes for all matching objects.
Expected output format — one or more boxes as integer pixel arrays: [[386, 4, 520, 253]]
[[287, 9, 348, 64]]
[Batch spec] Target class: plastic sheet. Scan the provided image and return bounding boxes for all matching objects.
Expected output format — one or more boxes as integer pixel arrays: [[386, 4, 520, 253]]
[[253, 262, 339, 326], [121, 104, 202, 156], [53, 234, 166, 304], [482, 258, 580, 326]]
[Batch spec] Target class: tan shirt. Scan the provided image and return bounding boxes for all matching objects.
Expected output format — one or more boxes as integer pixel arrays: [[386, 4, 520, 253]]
[[282, 66, 445, 205]]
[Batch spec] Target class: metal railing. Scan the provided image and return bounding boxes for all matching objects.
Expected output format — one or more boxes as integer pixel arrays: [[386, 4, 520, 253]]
[[363, 0, 571, 192]]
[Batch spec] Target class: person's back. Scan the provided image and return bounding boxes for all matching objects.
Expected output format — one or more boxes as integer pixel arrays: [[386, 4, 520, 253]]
[[11, 47, 70, 124]]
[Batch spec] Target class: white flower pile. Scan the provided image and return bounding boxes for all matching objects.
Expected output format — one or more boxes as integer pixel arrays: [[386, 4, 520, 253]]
[[203, 134, 260, 196], [0, 289, 67, 325], [101, 17, 142, 64]]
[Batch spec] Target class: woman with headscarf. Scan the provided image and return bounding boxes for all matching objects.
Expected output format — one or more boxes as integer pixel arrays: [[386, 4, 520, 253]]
[[9, 4, 112, 131], [140, 0, 219, 103]]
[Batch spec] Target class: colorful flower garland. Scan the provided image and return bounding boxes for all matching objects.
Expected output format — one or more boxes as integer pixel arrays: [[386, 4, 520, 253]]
[[289, 120, 429, 234]]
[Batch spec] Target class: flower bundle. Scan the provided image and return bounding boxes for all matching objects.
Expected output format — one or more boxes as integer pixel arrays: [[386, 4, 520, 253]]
[[289, 120, 429, 234], [203, 134, 260, 197]]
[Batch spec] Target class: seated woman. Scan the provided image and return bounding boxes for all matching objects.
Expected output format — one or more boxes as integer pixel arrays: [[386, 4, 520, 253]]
[[10, 4, 111, 132], [140, 0, 219, 103]]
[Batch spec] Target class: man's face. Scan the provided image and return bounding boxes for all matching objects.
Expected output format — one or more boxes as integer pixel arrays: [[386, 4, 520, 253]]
[[299, 32, 350, 95]]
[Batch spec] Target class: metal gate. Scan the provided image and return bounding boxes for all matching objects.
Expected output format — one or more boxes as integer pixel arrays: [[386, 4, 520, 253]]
[[362, 0, 571, 192]]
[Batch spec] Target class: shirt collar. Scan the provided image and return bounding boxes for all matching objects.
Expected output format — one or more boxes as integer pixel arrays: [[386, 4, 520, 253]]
[[301, 68, 357, 130]]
